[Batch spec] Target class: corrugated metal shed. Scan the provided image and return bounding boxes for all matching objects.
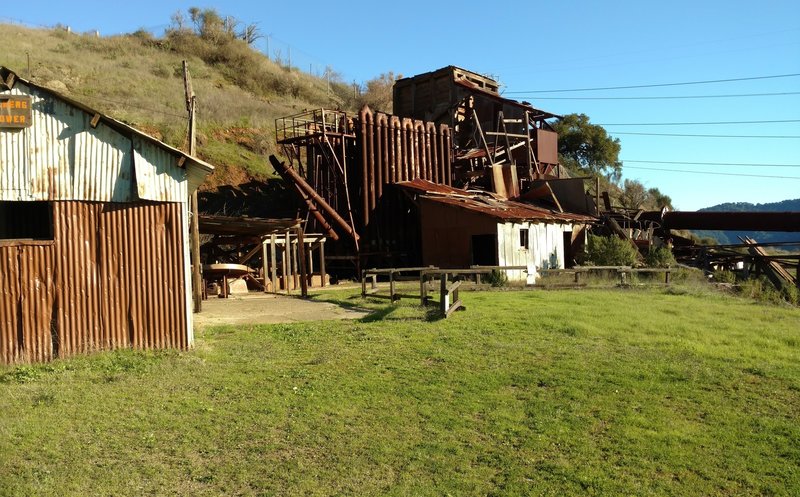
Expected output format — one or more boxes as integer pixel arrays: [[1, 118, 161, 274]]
[[0, 67, 214, 364], [0, 67, 213, 203]]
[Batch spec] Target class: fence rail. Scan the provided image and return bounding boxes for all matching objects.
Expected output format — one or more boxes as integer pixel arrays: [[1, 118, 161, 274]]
[[361, 265, 527, 317], [539, 266, 674, 285]]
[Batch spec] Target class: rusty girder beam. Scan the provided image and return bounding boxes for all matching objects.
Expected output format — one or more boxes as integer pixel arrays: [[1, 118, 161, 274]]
[[270, 155, 359, 243], [663, 212, 800, 232]]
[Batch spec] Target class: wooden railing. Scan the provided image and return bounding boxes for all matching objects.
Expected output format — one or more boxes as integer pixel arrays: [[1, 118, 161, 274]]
[[362, 265, 527, 318], [539, 266, 674, 285], [361, 266, 437, 302]]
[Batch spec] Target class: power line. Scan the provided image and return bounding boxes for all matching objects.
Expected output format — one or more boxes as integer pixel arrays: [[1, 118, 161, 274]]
[[612, 132, 800, 139], [621, 160, 800, 168], [506, 72, 800, 94], [598, 119, 800, 126], [521, 91, 800, 100], [624, 165, 800, 180]]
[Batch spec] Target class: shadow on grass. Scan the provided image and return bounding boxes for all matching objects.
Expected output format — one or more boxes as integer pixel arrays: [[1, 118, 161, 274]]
[[423, 305, 445, 322], [307, 293, 402, 322], [307, 290, 453, 323], [358, 305, 399, 323], [310, 295, 373, 312]]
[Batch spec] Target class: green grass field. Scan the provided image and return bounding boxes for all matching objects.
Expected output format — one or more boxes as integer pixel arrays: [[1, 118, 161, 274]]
[[1, 287, 799, 496]]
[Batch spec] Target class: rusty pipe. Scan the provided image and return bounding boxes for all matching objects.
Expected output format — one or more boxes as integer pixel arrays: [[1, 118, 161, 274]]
[[270, 155, 359, 241]]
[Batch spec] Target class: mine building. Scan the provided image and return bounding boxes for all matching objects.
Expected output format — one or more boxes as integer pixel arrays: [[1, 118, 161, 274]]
[[0, 67, 213, 364]]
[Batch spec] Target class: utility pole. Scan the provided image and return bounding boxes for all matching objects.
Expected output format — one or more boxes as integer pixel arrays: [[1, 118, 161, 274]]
[[183, 61, 202, 313], [596, 177, 601, 215]]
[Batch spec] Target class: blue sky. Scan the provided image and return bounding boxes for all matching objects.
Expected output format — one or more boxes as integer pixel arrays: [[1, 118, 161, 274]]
[[2, 0, 798, 210]]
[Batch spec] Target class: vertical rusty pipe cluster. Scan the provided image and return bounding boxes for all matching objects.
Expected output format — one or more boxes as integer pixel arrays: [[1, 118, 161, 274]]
[[356, 106, 452, 227]]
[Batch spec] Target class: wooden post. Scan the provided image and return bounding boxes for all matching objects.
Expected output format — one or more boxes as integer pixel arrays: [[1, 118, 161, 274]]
[[292, 236, 299, 291], [284, 231, 292, 294], [439, 273, 448, 315], [665, 270, 671, 285], [361, 270, 367, 298], [296, 227, 308, 298], [319, 240, 326, 287], [262, 239, 269, 293], [389, 270, 396, 302], [270, 234, 278, 294], [524, 110, 533, 179], [183, 60, 202, 313], [595, 177, 601, 215], [419, 272, 427, 305]]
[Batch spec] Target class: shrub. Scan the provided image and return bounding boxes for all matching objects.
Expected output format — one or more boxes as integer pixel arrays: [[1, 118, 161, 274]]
[[780, 285, 799, 306], [486, 269, 508, 287], [713, 270, 737, 284], [586, 235, 638, 267], [738, 277, 783, 304], [645, 245, 675, 268]]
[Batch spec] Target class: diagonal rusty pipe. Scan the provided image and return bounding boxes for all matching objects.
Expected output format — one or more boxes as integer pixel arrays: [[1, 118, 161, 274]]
[[270, 155, 359, 243], [287, 180, 339, 242]]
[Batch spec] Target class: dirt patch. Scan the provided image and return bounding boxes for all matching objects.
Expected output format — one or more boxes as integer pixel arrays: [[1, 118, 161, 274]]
[[193, 292, 368, 330]]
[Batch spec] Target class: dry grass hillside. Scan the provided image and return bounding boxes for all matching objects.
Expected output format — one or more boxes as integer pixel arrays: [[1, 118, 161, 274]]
[[0, 23, 353, 188]]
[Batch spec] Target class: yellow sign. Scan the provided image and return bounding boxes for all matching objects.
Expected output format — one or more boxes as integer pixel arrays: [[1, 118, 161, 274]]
[[0, 95, 32, 128]]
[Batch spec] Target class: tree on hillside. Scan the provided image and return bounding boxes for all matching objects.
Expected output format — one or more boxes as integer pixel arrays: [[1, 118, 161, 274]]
[[647, 187, 673, 210], [240, 23, 263, 45], [619, 179, 648, 209], [619, 180, 675, 211], [357, 72, 398, 113], [552, 113, 622, 181]]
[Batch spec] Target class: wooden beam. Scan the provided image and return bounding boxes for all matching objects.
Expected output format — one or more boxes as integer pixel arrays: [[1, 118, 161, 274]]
[[296, 227, 308, 297], [319, 240, 326, 287], [270, 234, 278, 294], [602, 191, 612, 211], [184, 61, 202, 314], [268, 239, 274, 293], [238, 243, 263, 265], [284, 231, 292, 294]]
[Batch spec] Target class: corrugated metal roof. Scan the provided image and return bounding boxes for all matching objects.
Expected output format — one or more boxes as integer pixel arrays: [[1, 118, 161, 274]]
[[0, 67, 213, 203], [397, 178, 595, 223]]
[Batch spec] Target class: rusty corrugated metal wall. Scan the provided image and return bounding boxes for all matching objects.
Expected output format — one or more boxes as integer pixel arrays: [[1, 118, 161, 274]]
[[357, 106, 451, 227], [0, 201, 186, 364]]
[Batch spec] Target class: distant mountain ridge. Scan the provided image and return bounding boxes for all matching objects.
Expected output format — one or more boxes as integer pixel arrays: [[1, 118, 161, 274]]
[[693, 198, 800, 245], [698, 198, 800, 213]]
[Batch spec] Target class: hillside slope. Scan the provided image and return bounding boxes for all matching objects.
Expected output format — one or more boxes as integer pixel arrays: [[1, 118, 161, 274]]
[[0, 23, 347, 188]]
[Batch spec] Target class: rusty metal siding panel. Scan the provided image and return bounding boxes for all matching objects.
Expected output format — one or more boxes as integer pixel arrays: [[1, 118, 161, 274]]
[[0, 243, 56, 363], [0, 245, 22, 363], [0, 125, 28, 200], [133, 137, 187, 203], [536, 129, 558, 165], [21, 244, 56, 362], [0, 201, 188, 364]]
